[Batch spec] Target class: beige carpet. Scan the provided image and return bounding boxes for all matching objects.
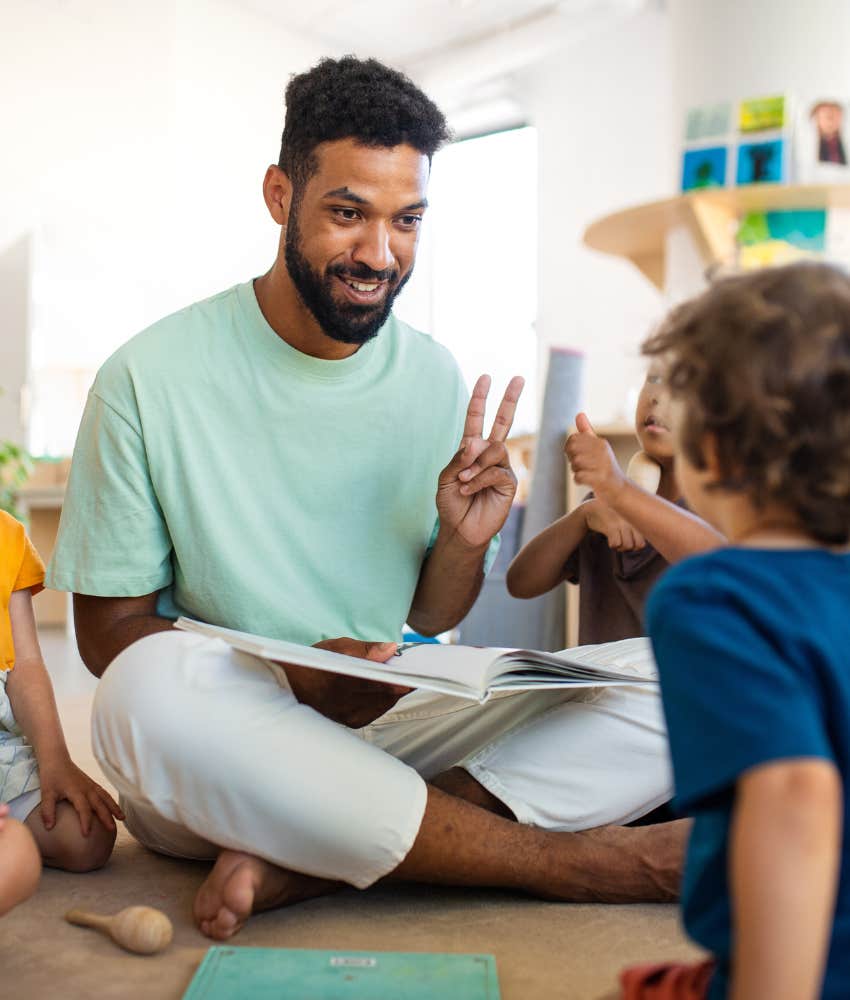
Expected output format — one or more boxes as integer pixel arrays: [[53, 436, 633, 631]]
[[2, 668, 704, 999]]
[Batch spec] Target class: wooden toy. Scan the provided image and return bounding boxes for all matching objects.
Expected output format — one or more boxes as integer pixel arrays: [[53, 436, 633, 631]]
[[65, 905, 173, 955]]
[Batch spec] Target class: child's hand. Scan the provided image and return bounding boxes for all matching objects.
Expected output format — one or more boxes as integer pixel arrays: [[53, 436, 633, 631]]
[[565, 413, 627, 504], [583, 499, 646, 552], [37, 756, 124, 836]]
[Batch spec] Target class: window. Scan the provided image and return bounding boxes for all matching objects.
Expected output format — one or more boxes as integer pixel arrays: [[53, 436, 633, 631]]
[[395, 126, 538, 434]]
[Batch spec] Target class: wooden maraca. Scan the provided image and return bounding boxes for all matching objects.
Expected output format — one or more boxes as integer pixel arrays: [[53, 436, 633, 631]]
[[65, 905, 173, 955], [626, 450, 662, 494]]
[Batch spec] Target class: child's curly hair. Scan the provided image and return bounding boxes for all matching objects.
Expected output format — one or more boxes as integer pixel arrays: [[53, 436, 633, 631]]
[[643, 261, 850, 545]]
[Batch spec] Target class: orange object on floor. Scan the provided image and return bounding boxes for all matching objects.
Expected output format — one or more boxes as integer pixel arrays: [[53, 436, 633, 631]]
[[620, 958, 715, 999]]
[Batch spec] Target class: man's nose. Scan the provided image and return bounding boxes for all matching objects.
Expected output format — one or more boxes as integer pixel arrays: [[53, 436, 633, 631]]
[[353, 221, 394, 273]]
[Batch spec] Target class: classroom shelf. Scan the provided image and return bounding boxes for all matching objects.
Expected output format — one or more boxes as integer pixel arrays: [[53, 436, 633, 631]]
[[583, 183, 850, 289]]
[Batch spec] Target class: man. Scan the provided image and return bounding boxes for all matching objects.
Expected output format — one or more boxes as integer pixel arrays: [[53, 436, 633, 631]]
[[48, 56, 684, 940]]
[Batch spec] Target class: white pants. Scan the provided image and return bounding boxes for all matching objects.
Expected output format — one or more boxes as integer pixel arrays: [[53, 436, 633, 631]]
[[92, 632, 672, 889]]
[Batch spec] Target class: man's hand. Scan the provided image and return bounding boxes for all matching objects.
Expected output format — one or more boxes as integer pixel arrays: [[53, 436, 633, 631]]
[[436, 374, 525, 548], [565, 412, 627, 505], [583, 498, 646, 552], [283, 638, 412, 729], [37, 755, 124, 836]]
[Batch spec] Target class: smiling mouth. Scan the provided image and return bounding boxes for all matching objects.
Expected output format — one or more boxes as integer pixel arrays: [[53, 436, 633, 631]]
[[644, 416, 669, 431], [335, 273, 390, 305]]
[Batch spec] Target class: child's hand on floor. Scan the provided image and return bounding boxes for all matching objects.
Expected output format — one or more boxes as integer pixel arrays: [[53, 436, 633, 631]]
[[583, 499, 646, 552], [37, 757, 124, 836], [565, 413, 627, 505]]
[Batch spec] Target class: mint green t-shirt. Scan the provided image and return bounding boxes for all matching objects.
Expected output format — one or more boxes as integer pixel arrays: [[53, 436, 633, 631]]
[[47, 281, 485, 645]]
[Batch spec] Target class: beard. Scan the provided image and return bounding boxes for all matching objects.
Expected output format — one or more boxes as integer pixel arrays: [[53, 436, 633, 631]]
[[284, 208, 412, 346]]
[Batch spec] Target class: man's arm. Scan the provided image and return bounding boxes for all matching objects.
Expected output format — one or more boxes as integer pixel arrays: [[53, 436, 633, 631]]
[[74, 592, 173, 678], [408, 374, 525, 637], [729, 758, 841, 1000], [407, 532, 488, 637]]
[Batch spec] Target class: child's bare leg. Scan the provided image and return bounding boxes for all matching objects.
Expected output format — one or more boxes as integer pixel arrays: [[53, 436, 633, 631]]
[[25, 801, 116, 872], [0, 814, 41, 916]]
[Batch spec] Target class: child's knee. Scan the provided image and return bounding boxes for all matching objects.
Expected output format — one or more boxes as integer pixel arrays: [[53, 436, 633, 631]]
[[0, 819, 41, 915], [59, 818, 117, 873]]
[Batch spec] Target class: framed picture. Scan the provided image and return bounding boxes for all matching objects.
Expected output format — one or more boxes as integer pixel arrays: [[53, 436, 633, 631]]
[[794, 99, 850, 182], [681, 145, 728, 191], [736, 138, 787, 185]]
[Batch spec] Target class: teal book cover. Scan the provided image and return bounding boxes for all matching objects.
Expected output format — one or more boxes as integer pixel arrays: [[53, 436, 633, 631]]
[[182, 947, 501, 999]]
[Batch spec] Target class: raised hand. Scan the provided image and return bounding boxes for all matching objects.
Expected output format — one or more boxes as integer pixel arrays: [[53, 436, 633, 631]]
[[436, 374, 525, 548], [565, 412, 627, 505]]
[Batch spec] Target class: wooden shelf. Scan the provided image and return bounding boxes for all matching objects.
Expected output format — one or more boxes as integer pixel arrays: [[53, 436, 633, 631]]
[[583, 183, 850, 290]]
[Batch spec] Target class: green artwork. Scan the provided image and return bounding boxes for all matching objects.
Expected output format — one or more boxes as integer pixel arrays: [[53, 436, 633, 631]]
[[739, 95, 786, 133]]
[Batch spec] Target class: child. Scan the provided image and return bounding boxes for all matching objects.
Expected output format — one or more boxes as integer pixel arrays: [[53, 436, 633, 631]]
[[1, 508, 122, 891], [0, 802, 40, 917], [621, 260, 850, 999], [507, 361, 721, 644]]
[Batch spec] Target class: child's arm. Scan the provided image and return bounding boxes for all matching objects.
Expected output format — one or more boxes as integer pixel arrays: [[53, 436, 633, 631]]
[[729, 758, 841, 1000], [565, 412, 724, 562], [5, 589, 123, 835], [506, 499, 645, 599]]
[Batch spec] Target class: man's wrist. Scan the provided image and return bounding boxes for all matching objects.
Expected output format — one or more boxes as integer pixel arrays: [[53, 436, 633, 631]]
[[431, 527, 491, 562]]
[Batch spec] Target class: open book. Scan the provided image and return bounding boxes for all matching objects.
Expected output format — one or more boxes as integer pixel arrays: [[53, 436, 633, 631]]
[[175, 618, 657, 704]]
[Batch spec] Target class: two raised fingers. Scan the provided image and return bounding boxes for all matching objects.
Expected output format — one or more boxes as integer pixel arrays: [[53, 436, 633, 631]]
[[460, 374, 525, 449]]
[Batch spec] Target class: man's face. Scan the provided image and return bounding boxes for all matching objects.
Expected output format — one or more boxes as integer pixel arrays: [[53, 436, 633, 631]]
[[284, 139, 430, 345]]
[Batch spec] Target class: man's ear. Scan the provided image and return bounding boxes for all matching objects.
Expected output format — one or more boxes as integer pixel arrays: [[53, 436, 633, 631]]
[[262, 165, 293, 227]]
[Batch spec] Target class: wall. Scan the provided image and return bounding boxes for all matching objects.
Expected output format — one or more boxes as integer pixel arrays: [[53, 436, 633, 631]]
[[520, 6, 675, 426], [0, 0, 327, 451]]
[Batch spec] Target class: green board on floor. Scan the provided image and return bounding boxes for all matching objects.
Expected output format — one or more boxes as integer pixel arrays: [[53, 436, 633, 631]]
[[182, 947, 501, 999]]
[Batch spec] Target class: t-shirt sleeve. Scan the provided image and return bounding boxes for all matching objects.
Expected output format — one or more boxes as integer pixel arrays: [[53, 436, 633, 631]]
[[46, 390, 173, 596], [13, 531, 45, 595], [648, 576, 834, 812]]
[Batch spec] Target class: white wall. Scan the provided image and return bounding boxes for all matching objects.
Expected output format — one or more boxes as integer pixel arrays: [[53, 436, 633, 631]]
[[670, 0, 850, 124], [0, 0, 327, 452], [520, 7, 675, 427]]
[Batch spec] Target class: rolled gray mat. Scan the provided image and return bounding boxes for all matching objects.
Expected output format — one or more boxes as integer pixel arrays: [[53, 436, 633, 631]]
[[519, 347, 585, 650]]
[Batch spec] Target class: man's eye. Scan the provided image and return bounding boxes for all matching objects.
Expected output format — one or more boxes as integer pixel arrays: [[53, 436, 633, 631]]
[[397, 215, 422, 229], [334, 208, 360, 221]]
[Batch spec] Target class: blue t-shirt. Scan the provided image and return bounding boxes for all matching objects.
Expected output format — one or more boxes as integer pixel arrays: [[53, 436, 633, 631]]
[[647, 547, 850, 1000]]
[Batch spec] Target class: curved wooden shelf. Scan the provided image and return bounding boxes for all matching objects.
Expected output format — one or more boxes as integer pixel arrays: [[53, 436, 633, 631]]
[[583, 183, 850, 289]]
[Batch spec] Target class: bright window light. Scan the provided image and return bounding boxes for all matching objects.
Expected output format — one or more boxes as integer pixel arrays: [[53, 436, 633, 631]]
[[395, 126, 538, 435]]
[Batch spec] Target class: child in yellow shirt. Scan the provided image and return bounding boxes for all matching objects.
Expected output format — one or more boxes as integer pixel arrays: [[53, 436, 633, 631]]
[[0, 510, 122, 916]]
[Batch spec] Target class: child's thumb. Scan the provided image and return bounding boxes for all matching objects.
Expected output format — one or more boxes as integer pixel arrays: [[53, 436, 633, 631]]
[[575, 412, 597, 436]]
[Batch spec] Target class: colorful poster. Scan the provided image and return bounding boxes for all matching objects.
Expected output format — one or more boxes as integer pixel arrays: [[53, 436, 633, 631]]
[[739, 95, 786, 132], [681, 145, 728, 191], [685, 103, 732, 142], [736, 138, 786, 184], [737, 209, 826, 269]]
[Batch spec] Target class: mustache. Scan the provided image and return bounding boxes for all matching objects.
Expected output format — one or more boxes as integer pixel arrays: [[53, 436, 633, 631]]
[[328, 262, 399, 283]]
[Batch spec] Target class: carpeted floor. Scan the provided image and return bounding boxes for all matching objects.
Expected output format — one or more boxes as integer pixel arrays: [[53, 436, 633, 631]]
[[1, 632, 704, 999]]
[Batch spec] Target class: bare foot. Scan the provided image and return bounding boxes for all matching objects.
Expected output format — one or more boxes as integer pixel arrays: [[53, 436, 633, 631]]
[[193, 849, 341, 940]]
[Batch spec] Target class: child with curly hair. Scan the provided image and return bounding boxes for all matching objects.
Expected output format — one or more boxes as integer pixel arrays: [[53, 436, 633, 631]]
[[621, 261, 850, 999], [0, 509, 122, 917]]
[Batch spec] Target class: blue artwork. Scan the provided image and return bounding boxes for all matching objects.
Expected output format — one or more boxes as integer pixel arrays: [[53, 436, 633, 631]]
[[681, 146, 728, 191], [736, 138, 786, 185]]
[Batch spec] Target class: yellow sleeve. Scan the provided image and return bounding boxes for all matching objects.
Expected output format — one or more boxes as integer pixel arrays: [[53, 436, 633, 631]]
[[14, 528, 46, 595], [0, 511, 45, 671]]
